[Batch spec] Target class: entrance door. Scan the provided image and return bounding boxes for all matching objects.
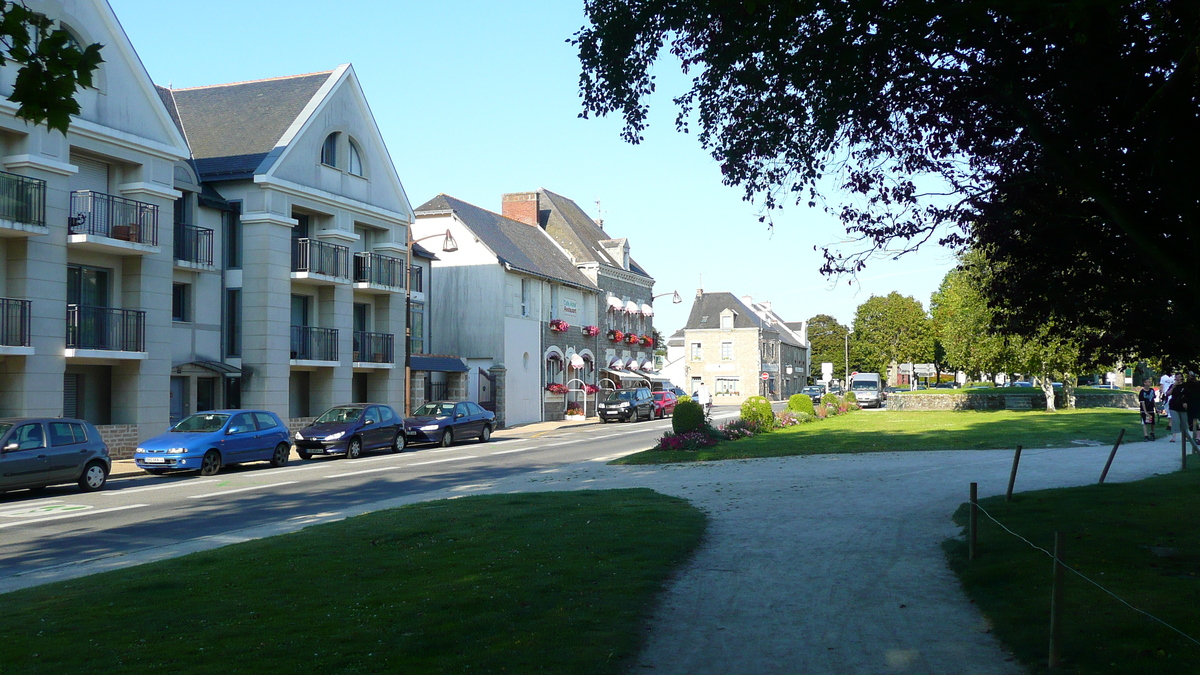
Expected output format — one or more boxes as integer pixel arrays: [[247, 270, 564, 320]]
[[170, 377, 187, 425], [291, 295, 310, 359], [197, 378, 216, 413]]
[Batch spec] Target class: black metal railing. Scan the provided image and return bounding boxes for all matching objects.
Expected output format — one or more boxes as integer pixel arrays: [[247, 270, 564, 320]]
[[290, 325, 338, 361], [174, 223, 214, 265], [353, 331, 395, 364], [66, 304, 145, 352], [292, 238, 350, 278], [353, 252, 403, 288], [68, 190, 158, 245], [428, 381, 447, 401], [0, 298, 30, 347], [0, 171, 45, 226]]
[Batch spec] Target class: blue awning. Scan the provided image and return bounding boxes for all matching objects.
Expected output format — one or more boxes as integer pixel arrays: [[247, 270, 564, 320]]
[[410, 355, 468, 372]]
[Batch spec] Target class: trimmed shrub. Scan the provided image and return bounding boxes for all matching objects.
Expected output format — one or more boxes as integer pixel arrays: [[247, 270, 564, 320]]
[[740, 396, 775, 432], [787, 393, 815, 415], [820, 392, 840, 409], [673, 400, 705, 434], [843, 391, 857, 404], [677, 394, 692, 403]]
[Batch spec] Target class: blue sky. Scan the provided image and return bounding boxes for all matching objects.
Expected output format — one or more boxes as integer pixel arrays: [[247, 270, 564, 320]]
[[109, 0, 956, 335]]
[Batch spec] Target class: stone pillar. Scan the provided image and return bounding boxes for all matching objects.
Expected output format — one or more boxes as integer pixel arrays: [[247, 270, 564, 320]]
[[448, 371, 469, 400], [489, 364, 506, 429], [408, 370, 426, 414], [239, 211, 295, 419]]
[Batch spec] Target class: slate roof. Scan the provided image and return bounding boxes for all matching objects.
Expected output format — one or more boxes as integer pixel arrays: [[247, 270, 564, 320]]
[[415, 195, 598, 291], [411, 242, 438, 261], [164, 71, 333, 180], [684, 293, 763, 330], [536, 189, 653, 280]]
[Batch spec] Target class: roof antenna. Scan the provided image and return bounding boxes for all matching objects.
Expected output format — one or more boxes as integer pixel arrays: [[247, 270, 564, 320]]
[[595, 198, 605, 229]]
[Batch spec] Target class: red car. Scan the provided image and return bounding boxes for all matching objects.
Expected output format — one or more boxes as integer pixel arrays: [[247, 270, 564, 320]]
[[652, 391, 678, 419]]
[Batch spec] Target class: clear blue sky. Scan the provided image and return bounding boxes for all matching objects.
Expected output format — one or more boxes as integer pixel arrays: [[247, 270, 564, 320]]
[[110, 0, 956, 335]]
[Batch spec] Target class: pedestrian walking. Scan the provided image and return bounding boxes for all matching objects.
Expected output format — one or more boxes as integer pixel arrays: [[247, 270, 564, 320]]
[[1138, 379, 1158, 441], [1181, 373, 1200, 446], [1168, 377, 1188, 444]]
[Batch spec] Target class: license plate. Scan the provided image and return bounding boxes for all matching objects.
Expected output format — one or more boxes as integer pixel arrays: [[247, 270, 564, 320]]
[[143, 457, 165, 464]]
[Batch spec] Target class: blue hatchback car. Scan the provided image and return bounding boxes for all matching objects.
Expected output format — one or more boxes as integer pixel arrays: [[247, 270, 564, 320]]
[[134, 410, 291, 476]]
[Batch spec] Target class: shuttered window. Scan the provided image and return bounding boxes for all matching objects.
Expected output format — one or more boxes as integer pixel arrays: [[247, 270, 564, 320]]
[[69, 154, 109, 194], [63, 373, 81, 418]]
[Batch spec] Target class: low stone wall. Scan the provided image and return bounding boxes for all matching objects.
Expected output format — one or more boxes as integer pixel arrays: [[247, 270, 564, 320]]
[[887, 391, 1137, 412], [95, 424, 144, 459], [286, 417, 317, 435]]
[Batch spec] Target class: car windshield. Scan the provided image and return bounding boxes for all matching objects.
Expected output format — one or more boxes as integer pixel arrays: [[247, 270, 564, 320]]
[[803, 387, 822, 394], [606, 391, 637, 402], [316, 407, 363, 424], [414, 403, 455, 417], [851, 381, 878, 390], [172, 414, 230, 433]]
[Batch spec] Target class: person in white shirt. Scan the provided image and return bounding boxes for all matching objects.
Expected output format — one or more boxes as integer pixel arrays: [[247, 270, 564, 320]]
[[1161, 370, 1176, 433], [696, 384, 712, 415]]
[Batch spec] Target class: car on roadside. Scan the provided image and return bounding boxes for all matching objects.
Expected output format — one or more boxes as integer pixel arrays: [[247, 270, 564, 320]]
[[134, 410, 291, 476], [598, 387, 655, 423], [667, 386, 687, 398], [651, 391, 678, 419], [800, 385, 826, 405], [294, 404, 404, 459], [0, 417, 110, 493], [404, 400, 495, 447], [1007, 381, 1033, 388]]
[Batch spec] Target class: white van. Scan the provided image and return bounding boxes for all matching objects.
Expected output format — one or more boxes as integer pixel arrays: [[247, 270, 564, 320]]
[[849, 373, 885, 408]]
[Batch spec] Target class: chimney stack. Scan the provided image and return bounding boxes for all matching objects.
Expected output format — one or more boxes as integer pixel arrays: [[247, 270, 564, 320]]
[[502, 192, 540, 227]]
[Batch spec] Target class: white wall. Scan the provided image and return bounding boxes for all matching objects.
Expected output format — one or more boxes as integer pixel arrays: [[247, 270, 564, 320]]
[[503, 315, 542, 425]]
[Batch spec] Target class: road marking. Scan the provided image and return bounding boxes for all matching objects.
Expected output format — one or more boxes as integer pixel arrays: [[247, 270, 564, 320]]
[[326, 465, 403, 479], [537, 441, 572, 449], [0, 499, 64, 514], [489, 448, 528, 455], [410, 455, 477, 466], [261, 464, 328, 476], [0, 503, 148, 529], [186, 482, 298, 499], [0, 503, 91, 517], [102, 480, 218, 496], [345, 454, 403, 463]]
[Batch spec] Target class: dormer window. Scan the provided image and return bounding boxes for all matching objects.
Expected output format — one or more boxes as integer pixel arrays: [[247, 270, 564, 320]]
[[348, 139, 364, 176], [321, 133, 339, 167], [720, 313, 733, 330]]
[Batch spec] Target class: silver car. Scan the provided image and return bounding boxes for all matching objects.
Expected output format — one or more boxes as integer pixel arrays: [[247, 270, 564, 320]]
[[0, 418, 111, 493]]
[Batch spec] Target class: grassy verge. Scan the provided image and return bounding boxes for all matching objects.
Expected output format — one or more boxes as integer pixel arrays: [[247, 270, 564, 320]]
[[944, 460, 1200, 674], [614, 408, 1137, 464], [0, 489, 705, 675], [891, 386, 1126, 395]]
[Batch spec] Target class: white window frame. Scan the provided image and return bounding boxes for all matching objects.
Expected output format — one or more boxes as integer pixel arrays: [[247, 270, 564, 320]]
[[347, 139, 364, 176], [690, 342, 702, 361], [720, 341, 733, 361], [716, 377, 740, 395]]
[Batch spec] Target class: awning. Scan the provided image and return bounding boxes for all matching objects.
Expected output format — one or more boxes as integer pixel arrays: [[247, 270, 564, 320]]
[[607, 358, 624, 371], [625, 357, 639, 370], [409, 355, 469, 372], [625, 300, 640, 314], [176, 360, 242, 376], [607, 295, 624, 310], [641, 360, 655, 371], [569, 353, 586, 369], [641, 303, 654, 316]]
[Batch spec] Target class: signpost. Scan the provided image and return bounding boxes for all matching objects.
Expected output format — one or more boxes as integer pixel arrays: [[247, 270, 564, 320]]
[[760, 372, 769, 381]]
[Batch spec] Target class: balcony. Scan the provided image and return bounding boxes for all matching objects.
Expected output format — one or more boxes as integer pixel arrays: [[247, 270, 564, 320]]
[[174, 222, 215, 269], [353, 252, 404, 293], [291, 238, 350, 284], [0, 171, 47, 237], [68, 190, 159, 254], [290, 325, 338, 364], [0, 298, 32, 355], [65, 305, 146, 358], [352, 331, 395, 368]]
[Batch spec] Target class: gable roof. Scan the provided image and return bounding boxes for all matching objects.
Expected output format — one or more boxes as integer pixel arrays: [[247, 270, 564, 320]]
[[684, 293, 762, 330], [536, 189, 653, 279], [416, 195, 598, 291], [164, 71, 334, 180]]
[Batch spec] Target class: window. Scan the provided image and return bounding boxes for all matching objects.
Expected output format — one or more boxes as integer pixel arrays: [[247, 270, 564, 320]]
[[67, 265, 110, 307], [224, 202, 242, 269], [348, 139, 364, 176], [716, 377, 740, 395], [409, 264, 423, 293], [379, 406, 395, 422], [321, 132, 338, 167], [172, 283, 190, 322], [546, 353, 564, 384], [520, 278, 531, 317], [10, 423, 44, 451], [364, 407, 380, 424], [720, 341, 733, 361], [252, 412, 277, 430], [49, 422, 80, 447], [229, 412, 256, 434], [690, 342, 702, 361], [225, 289, 241, 357], [720, 314, 733, 330], [409, 302, 425, 355]]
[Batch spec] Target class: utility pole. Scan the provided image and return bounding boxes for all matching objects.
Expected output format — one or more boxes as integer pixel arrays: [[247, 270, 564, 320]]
[[843, 331, 849, 385]]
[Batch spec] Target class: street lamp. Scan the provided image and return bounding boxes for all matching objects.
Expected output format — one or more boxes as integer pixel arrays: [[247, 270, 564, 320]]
[[843, 332, 849, 386], [652, 290, 683, 304], [405, 229, 459, 414]]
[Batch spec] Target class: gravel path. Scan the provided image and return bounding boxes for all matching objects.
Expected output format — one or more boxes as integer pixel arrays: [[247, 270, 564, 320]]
[[466, 439, 1183, 674]]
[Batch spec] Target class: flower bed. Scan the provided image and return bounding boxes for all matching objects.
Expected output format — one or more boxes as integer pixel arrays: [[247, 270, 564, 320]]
[[652, 394, 854, 451]]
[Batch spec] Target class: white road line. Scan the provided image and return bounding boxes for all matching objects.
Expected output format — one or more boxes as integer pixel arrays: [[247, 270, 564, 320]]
[[0, 503, 148, 529], [260, 464, 328, 476], [537, 441, 572, 449], [102, 480, 218, 496], [489, 448, 528, 455], [186, 482, 298, 499], [326, 465, 403, 479], [344, 454, 403, 463], [410, 455, 476, 466]]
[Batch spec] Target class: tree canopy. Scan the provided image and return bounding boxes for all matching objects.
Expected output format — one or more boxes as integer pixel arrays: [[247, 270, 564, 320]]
[[574, 1, 1200, 364], [805, 314, 849, 381], [850, 292, 932, 377]]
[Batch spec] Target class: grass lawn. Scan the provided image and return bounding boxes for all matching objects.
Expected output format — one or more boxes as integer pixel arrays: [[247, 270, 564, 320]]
[[614, 408, 1138, 464], [0, 489, 705, 675], [944, 460, 1200, 674], [891, 386, 1126, 395]]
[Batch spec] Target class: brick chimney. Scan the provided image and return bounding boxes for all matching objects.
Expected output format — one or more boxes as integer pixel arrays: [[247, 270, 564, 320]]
[[502, 192, 539, 226]]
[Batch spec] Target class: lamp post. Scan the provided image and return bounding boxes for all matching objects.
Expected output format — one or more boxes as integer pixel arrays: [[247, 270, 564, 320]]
[[405, 229, 458, 415], [843, 332, 849, 387]]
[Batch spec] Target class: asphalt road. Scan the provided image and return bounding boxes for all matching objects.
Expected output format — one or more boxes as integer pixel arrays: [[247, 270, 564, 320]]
[[0, 408, 742, 593]]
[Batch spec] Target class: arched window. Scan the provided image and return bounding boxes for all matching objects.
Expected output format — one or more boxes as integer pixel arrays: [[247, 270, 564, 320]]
[[321, 133, 339, 167], [546, 351, 564, 385], [348, 139, 364, 176]]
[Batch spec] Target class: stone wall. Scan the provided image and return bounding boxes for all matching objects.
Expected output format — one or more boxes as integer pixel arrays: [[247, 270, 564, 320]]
[[286, 417, 317, 435], [886, 391, 1137, 411], [96, 424, 143, 459]]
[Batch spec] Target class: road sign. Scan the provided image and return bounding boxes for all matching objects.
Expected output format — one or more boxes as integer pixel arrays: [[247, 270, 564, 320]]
[[761, 372, 769, 381]]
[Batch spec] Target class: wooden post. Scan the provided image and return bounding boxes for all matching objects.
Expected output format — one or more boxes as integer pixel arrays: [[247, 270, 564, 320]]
[[1184, 431, 1190, 471], [1098, 429, 1125, 484], [1006, 446, 1023, 502], [1048, 531, 1065, 669], [969, 482, 978, 561]]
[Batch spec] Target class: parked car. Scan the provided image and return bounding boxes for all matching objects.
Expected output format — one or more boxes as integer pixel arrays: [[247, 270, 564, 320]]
[[651, 391, 678, 419], [598, 387, 654, 423], [134, 410, 291, 476], [800, 385, 826, 405], [849, 373, 885, 408], [1007, 381, 1034, 388], [295, 404, 404, 459], [0, 418, 110, 493], [404, 400, 495, 447], [1091, 383, 1120, 390], [667, 386, 687, 398]]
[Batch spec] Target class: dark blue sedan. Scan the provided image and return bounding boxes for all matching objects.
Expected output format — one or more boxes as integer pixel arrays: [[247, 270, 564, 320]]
[[404, 401, 495, 447], [294, 403, 404, 459], [134, 410, 291, 476]]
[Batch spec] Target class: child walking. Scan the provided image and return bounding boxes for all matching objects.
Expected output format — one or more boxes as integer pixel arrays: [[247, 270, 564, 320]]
[[1139, 379, 1157, 441]]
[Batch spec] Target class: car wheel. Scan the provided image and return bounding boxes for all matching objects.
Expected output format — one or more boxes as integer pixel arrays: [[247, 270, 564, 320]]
[[297, 450, 312, 460], [345, 437, 362, 460], [599, 417, 608, 424], [270, 442, 290, 467], [199, 450, 222, 476], [441, 428, 454, 447], [479, 425, 491, 443], [145, 469, 168, 476], [392, 432, 406, 453], [78, 461, 108, 492]]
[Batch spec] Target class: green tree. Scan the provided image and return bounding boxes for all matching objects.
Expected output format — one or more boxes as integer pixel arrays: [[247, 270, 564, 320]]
[[930, 262, 1007, 381], [805, 314, 849, 382], [0, 2, 104, 132], [850, 293, 932, 382]]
